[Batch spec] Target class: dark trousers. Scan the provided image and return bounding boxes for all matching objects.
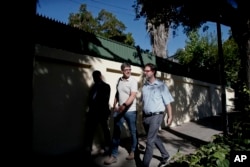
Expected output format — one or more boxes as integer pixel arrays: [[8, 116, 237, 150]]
[[142, 114, 169, 167], [84, 112, 111, 152]]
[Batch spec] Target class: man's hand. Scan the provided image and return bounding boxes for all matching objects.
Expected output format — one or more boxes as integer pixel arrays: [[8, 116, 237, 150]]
[[166, 116, 172, 126], [118, 105, 126, 113]]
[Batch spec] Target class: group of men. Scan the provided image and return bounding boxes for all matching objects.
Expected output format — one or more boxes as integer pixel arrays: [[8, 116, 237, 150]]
[[85, 62, 174, 167]]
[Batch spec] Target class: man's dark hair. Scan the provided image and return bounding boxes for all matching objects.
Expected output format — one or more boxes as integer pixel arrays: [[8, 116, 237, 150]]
[[92, 70, 102, 83], [121, 62, 131, 71]]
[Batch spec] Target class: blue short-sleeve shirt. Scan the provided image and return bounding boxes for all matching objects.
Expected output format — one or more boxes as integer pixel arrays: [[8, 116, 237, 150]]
[[142, 79, 174, 114]]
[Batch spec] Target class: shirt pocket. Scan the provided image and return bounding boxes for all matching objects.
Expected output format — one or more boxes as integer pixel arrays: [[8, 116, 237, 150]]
[[152, 88, 162, 101]]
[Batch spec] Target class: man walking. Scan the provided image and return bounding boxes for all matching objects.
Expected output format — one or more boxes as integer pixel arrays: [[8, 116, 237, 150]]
[[104, 62, 138, 165], [84, 70, 111, 156], [141, 63, 174, 167]]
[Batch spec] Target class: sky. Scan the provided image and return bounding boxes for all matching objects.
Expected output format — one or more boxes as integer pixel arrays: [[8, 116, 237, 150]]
[[36, 0, 230, 56]]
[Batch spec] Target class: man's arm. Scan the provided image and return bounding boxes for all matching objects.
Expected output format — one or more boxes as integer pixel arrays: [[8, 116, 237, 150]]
[[113, 92, 118, 109], [113, 79, 120, 109], [119, 91, 137, 112], [166, 103, 173, 126], [103, 84, 111, 104], [124, 91, 136, 106]]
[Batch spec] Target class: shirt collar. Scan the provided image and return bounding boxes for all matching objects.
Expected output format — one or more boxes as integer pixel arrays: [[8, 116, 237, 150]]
[[120, 76, 131, 81], [145, 79, 160, 85]]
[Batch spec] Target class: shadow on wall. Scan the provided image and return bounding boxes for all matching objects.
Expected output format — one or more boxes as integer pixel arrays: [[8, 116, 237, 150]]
[[33, 52, 92, 155], [157, 73, 222, 127]]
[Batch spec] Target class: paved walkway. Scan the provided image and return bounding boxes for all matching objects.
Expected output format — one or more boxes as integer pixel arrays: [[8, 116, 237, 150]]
[[91, 116, 223, 167]]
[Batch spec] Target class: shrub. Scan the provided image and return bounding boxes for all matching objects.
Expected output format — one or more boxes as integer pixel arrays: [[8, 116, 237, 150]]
[[168, 112, 250, 167]]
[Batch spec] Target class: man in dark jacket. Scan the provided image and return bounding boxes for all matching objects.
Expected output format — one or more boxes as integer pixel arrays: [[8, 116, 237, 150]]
[[84, 70, 111, 156]]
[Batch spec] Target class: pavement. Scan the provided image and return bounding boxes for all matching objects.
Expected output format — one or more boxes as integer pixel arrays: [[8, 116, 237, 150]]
[[90, 115, 224, 167]]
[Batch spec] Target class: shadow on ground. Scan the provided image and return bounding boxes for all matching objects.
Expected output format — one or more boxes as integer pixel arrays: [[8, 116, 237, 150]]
[[32, 112, 242, 166], [163, 115, 224, 147]]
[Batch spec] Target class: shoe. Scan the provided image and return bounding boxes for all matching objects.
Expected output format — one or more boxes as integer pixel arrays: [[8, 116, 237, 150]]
[[138, 144, 145, 151], [158, 157, 169, 167], [99, 147, 110, 155], [104, 156, 117, 165], [126, 152, 134, 160]]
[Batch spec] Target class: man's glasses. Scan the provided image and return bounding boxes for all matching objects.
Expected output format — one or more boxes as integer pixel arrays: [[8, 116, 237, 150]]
[[144, 70, 152, 72]]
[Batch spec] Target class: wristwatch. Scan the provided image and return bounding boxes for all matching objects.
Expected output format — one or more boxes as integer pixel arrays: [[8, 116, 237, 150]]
[[122, 103, 127, 107]]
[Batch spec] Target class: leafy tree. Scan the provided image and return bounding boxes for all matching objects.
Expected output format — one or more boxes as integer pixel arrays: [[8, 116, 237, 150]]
[[223, 36, 241, 88], [177, 28, 240, 88], [69, 4, 135, 46], [178, 30, 218, 69], [172, 48, 185, 61], [68, 4, 98, 34], [175, 0, 249, 91]]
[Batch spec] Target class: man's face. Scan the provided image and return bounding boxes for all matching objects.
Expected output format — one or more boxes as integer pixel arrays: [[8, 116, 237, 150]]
[[122, 66, 131, 79], [143, 66, 154, 80]]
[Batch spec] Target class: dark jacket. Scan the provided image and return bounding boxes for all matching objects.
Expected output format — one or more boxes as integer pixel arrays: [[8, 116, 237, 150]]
[[88, 81, 111, 119]]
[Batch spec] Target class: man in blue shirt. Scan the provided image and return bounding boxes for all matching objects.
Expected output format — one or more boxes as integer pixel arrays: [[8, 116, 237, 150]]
[[141, 63, 174, 167]]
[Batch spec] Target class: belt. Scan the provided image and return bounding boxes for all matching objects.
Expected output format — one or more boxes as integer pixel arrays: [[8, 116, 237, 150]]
[[144, 112, 164, 117]]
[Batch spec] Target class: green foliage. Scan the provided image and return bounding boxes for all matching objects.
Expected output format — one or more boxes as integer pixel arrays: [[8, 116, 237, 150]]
[[168, 113, 250, 167], [223, 37, 241, 87], [68, 4, 135, 46], [133, 0, 239, 35], [176, 28, 240, 87], [169, 141, 230, 167], [241, 84, 250, 112], [68, 4, 98, 34], [178, 30, 218, 69], [96, 9, 125, 37]]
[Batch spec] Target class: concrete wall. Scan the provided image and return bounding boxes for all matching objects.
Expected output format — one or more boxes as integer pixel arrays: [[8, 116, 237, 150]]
[[32, 44, 234, 155]]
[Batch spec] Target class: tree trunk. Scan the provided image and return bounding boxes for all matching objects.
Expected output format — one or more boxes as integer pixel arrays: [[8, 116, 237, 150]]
[[147, 22, 169, 58]]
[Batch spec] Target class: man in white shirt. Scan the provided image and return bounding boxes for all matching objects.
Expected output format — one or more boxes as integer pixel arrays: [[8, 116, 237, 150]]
[[104, 62, 138, 165]]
